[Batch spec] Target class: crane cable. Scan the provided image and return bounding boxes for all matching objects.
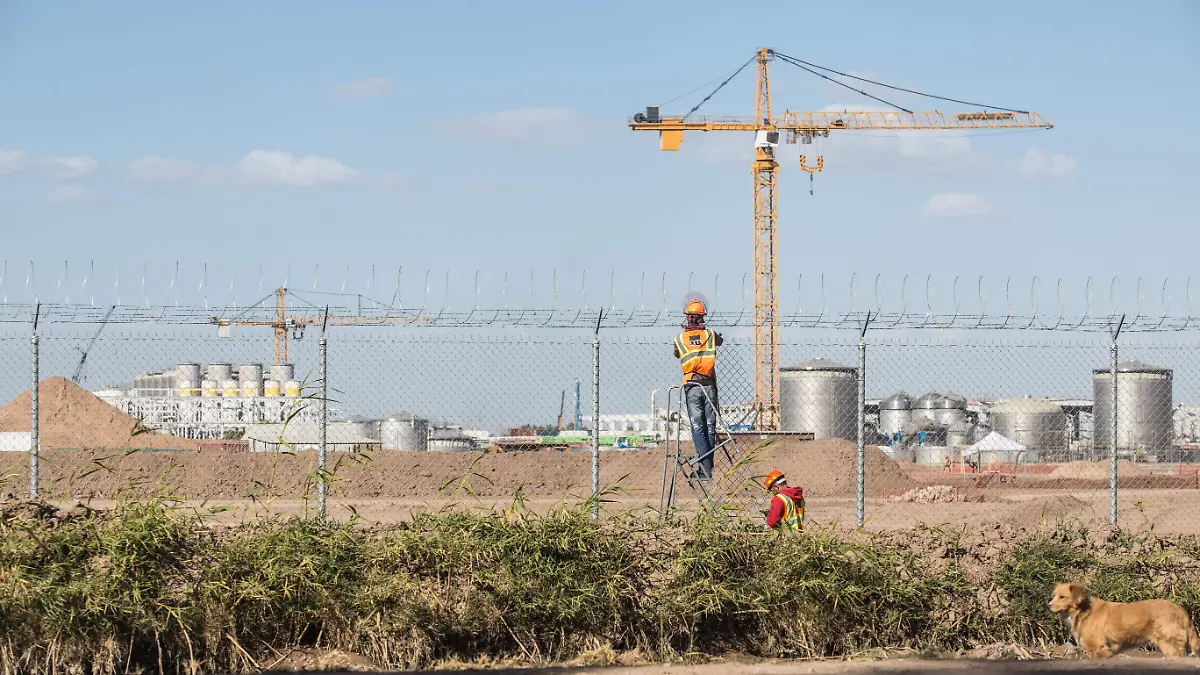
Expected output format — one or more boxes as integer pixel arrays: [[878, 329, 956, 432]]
[[772, 50, 1031, 115], [681, 52, 759, 121], [770, 52, 913, 113]]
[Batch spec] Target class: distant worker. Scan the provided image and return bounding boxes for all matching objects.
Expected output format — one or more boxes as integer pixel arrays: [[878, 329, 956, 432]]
[[673, 293, 723, 481], [764, 470, 804, 531]]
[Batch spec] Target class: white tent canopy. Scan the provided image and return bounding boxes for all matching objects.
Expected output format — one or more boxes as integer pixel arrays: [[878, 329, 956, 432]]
[[963, 431, 1026, 456]]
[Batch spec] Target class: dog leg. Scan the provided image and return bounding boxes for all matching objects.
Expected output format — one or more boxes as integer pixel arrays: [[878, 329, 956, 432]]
[[1159, 637, 1184, 658]]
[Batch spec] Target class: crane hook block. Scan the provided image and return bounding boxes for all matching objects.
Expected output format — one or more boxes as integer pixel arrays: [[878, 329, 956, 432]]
[[799, 155, 824, 173]]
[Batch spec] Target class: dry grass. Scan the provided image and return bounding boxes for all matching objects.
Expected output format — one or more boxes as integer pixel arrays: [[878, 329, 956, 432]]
[[4, 496, 1200, 674]]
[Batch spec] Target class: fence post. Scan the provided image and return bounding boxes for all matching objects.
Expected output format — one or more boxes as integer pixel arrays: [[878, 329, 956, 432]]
[[318, 307, 329, 520], [591, 311, 603, 520], [1109, 315, 1124, 525], [30, 303, 40, 499], [857, 312, 871, 529]]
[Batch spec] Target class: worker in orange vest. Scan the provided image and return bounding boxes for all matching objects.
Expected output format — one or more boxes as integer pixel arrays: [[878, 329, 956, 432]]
[[764, 470, 804, 531], [673, 294, 723, 481]]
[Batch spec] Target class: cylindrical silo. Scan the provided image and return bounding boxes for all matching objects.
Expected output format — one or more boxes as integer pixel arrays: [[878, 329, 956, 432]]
[[201, 379, 218, 397], [913, 392, 943, 423], [946, 422, 975, 447], [879, 392, 913, 438], [238, 364, 263, 396], [381, 412, 429, 451], [989, 398, 1069, 451], [263, 380, 281, 397], [778, 358, 858, 440], [221, 379, 239, 397], [207, 363, 232, 384], [934, 393, 968, 425], [1093, 361, 1174, 452], [270, 364, 294, 387], [176, 363, 201, 395], [284, 380, 301, 398]]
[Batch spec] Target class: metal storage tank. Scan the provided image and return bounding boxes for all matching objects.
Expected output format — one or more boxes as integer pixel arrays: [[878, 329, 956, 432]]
[[176, 363, 201, 388], [779, 358, 858, 440], [284, 380, 301, 398], [989, 398, 1069, 451], [178, 380, 198, 397], [913, 392, 943, 422], [270, 364, 294, 387], [878, 392, 913, 438], [207, 363, 232, 383], [934, 393, 968, 425], [946, 422, 975, 447], [238, 364, 263, 396], [263, 380, 281, 397], [221, 379, 239, 397], [1093, 361, 1174, 452], [381, 412, 429, 451], [201, 380, 218, 397], [914, 446, 953, 465]]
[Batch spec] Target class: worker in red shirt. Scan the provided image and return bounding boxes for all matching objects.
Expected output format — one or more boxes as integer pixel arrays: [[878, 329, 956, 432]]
[[764, 470, 804, 531]]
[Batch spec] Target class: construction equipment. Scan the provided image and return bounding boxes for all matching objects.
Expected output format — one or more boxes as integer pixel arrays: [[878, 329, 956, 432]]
[[630, 48, 1053, 430], [557, 390, 566, 431], [212, 287, 431, 365], [71, 305, 115, 384], [660, 384, 769, 520]]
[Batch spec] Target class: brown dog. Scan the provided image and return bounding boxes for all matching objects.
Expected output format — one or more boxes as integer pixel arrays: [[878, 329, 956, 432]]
[[1049, 582, 1200, 658]]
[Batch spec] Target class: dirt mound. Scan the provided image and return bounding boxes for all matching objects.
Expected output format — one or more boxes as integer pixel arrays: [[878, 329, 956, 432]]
[[889, 485, 962, 504], [1050, 460, 1151, 479], [751, 438, 919, 497], [0, 377, 199, 451], [1002, 495, 1092, 528]]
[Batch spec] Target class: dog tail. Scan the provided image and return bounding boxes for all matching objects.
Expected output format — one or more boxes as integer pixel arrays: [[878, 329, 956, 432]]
[[1188, 620, 1200, 656]]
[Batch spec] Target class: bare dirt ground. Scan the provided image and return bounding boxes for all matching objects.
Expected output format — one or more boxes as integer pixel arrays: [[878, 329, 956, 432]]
[[1, 378, 1198, 532]]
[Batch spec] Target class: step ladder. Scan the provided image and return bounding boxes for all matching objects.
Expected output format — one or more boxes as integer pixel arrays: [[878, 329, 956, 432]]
[[658, 384, 770, 522]]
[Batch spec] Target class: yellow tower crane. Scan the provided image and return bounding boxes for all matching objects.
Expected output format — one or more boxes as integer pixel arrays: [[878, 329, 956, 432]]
[[212, 287, 431, 365], [630, 47, 1053, 431]]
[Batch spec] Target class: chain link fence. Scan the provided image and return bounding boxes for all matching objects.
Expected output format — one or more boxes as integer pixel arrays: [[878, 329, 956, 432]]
[[1, 313, 1199, 534]]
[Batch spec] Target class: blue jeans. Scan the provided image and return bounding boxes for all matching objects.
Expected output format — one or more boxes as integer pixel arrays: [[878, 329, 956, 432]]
[[685, 383, 719, 478]]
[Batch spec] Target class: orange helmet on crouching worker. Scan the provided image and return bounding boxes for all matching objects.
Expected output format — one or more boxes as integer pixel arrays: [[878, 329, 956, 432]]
[[764, 470, 786, 490], [684, 299, 706, 316]]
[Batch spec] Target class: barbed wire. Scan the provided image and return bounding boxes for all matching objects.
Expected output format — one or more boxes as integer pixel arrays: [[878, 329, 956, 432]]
[[0, 264, 1196, 332]]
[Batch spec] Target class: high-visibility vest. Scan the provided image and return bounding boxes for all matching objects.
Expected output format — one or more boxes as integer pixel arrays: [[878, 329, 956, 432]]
[[675, 328, 717, 384], [773, 493, 804, 531]]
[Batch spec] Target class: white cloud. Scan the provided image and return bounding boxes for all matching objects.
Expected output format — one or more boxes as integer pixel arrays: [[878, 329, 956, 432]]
[[333, 77, 395, 99], [921, 192, 999, 219], [0, 149, 100, 178], [203, 150, 360, 188], [127, 156, 201, 182], [43, 185, 99, 205], [1018, 147, 1078, 179], [0, 149, 28, 175], [44, 155, 100, 179], [436, 107, 590, 147]]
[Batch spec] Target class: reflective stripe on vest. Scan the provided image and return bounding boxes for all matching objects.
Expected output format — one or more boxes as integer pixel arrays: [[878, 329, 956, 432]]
[[774, 493, 803, 531], [675, 329, 716, 383]]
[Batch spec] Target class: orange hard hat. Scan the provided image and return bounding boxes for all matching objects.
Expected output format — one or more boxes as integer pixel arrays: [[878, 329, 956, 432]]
[[764, 470, 785, 490], [684, 299, 707, 315]]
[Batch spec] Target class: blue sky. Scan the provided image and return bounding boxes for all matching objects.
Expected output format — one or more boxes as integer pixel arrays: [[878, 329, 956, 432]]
[[1, 1, 1198, 314]]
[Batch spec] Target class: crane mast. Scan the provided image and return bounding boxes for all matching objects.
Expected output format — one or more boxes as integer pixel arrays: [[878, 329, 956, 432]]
[[629, 47, 1053, 431], [751, 47, 780, 430]]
